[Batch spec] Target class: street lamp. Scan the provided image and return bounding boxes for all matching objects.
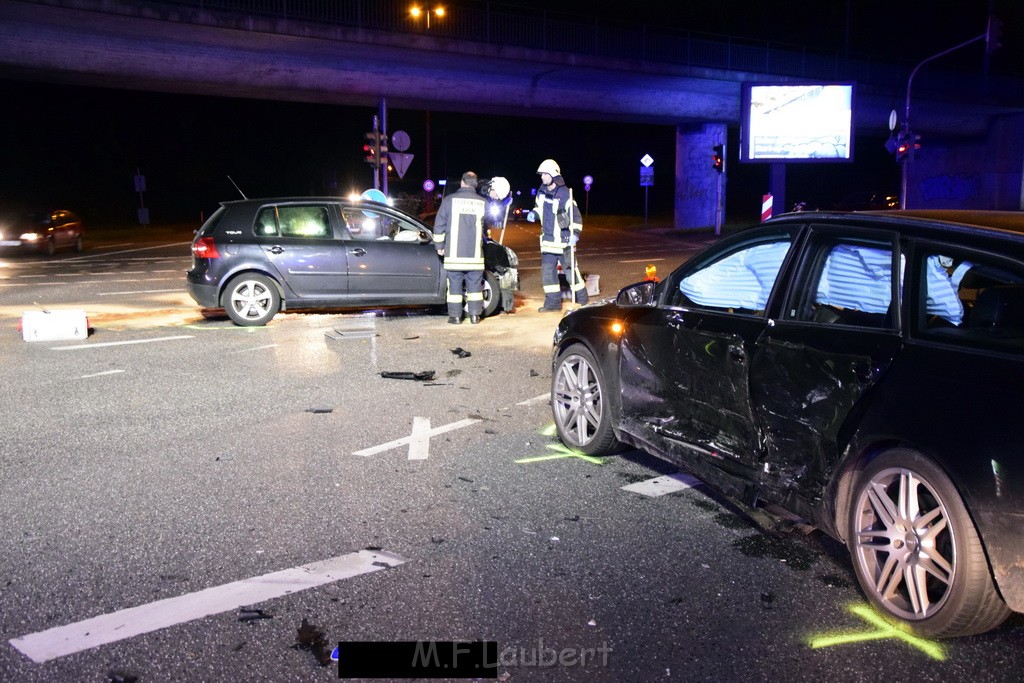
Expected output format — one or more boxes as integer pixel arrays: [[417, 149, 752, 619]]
[[410, 5, 445, 30]]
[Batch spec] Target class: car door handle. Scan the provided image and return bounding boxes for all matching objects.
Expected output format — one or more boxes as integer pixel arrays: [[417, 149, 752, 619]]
[[269, 245, 284, 254], [349, 248, 366, 256]]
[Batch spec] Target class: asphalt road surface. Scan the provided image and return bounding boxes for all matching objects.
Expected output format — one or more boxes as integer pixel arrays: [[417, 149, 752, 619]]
[[1, 220, 1022, 682]]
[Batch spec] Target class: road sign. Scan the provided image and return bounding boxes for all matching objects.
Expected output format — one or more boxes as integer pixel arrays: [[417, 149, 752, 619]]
[[391, 129, 411, 151], [423, 179, 435, 192], [389, 152, 414, 179], [640, 166, 654, 187], [640, 154, 654, 167]]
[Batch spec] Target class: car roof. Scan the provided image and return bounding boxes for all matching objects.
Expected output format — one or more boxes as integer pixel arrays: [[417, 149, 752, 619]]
[[769, 210, 1024, 242]]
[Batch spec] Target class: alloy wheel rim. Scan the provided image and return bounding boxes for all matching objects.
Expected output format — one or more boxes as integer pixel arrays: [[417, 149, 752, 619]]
[[231, 281, 271, 319], [553, 355, 602, 446], [852, 466, 955, 620]]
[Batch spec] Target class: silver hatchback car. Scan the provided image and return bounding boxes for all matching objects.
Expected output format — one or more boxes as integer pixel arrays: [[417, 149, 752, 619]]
[[186, 197, 517, 325]]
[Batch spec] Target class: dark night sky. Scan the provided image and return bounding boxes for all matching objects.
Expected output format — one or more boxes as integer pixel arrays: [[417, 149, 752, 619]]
[[0, 0, 1020, 225]]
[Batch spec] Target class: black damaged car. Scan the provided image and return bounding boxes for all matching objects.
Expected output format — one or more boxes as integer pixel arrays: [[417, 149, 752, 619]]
[[550, 210, 1024, 638], [186, 197, 517, 325]]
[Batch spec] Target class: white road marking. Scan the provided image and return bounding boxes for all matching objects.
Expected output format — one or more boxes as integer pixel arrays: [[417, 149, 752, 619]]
[[50, 335, 194, 351], [62, 242, 192, 262], [228, 344, 279, 354], [97, 288, 182, 296], [80, 369, 125, 378], [408, 416, 431, 460], [8, 549, 407, 663], [621, 473, 702, 497], [353, 417, 481, 458], [517, 393, 551, 406]]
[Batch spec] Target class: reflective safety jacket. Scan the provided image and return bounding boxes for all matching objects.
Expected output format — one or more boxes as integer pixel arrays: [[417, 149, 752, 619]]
[[535, 177, 582, 255], [432, 186, 486, 271]]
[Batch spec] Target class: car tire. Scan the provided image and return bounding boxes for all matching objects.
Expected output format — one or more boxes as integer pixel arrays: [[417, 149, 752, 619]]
[[551, 343, 619, 455], [461, 271, 502, 318], [222, 273, 281, 326], [481, 271, 501, 317], [847, 448, 1010, 638], [73, 234, 84, 252]]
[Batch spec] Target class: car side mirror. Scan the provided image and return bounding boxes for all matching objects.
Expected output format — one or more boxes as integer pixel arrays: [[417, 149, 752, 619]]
[[616, 281, 657, 307]]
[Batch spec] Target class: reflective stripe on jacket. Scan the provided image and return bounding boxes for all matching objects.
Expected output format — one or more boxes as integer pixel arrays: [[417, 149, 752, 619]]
[[433, 188, 486, 270], [535, 181, 582, 255]]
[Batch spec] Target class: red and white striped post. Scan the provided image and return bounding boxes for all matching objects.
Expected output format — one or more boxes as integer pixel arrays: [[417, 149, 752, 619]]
[[761, 193, 773, 222]]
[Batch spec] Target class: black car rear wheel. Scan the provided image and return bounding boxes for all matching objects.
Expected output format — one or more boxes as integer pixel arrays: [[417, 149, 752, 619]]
[[551, 343, 618, 455], [847, 448, 1010, 637], [223, 273, 281, 326]]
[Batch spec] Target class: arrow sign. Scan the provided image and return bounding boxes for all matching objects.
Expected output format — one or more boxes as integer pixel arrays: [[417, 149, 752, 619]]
[[388, 152, 414, 179]]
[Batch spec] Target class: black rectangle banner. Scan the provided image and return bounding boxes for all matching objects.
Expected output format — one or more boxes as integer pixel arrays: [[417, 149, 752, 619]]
[[337, 641, 498, 679]]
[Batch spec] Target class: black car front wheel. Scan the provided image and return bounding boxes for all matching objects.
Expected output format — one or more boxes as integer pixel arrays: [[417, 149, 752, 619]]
[[847, 448, 1010, 638], [463, 271, 502, 317], [551, 343, 618, 455], [223, 273, 281, 326]]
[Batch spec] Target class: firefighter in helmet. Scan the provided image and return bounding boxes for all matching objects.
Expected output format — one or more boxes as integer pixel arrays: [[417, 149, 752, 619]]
[[529, 159, 587, 311]]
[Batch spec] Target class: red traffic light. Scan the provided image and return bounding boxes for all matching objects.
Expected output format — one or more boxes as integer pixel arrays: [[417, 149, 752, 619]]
[[711, 144, 724, 173]]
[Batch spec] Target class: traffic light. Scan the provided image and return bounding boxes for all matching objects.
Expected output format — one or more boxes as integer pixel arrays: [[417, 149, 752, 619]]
[[712, 144, 724, 173], [363, 132, 380, 165], [896, 131, 921, 162]]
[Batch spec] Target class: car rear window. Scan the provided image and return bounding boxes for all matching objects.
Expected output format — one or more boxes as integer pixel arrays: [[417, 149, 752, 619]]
[[917, 246, 1024, 352], [256, 205, 331, 238]]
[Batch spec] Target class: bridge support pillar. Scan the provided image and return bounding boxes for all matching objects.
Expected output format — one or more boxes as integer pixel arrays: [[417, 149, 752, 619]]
[[675, 123, 727, 230]]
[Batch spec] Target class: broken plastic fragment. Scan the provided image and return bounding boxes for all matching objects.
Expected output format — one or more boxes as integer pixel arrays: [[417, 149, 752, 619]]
[[380, 370, 436, 381], [305, 407, 333, 414], [451, 347, 472, 358]]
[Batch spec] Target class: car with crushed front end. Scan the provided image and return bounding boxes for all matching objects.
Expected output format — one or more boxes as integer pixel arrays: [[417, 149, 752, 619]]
[[186, 197, 518, 325], [550, 209, 1024, 638]]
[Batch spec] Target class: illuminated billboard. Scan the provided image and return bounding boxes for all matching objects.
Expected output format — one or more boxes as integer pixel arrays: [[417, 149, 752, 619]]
[[741, 83, 855, 162]]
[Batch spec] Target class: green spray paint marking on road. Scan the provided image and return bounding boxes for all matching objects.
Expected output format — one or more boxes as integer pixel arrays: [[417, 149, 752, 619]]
[[808, 603, 945, 660], [539, 422, 558, 437], [516, 443, 605, 465]]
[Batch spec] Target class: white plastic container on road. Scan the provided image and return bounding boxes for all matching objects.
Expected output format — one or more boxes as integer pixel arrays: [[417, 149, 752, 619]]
[[21, 309, 89, 342]]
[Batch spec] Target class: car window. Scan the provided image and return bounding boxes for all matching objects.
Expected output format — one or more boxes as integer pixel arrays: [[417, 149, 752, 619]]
[[673, 239, 792, 314], [340, 207, 425, 242], [917, 247, 1024, 352], [790, 236, 900, 329], [255, 205, 330, 238]]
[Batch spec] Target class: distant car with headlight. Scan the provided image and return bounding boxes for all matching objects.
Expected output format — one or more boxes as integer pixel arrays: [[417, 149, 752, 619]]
[[551, 209, 1024, 638], [186, 197, 518, 326], [0, 209, 84, 255]]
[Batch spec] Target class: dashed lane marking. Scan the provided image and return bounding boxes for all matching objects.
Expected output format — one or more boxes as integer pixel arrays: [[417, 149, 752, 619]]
[[9, 549, 407, 664]]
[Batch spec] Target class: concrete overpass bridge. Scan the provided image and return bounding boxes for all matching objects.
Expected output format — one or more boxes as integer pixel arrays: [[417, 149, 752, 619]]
[[2, 0, 1022, 222]]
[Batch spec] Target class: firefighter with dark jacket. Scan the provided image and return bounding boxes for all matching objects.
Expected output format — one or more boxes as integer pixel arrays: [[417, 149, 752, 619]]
[[433, 171, 487, 324], [530, 158, 587, 311]]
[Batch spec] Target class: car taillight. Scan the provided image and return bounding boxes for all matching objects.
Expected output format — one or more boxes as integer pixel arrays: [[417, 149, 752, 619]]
[[192, 236, 220, 259]]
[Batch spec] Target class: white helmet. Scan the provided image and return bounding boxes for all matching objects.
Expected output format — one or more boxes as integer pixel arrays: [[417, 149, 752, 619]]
[[537, 159, 560, 176], [488, 176, 511, 200]]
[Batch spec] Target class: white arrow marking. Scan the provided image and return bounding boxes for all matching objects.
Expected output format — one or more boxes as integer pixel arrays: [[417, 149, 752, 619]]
[[352, 417, 481, 458]]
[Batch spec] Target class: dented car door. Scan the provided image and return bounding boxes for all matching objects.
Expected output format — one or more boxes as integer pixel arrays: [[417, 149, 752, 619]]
[[748, 227, 903, 497]]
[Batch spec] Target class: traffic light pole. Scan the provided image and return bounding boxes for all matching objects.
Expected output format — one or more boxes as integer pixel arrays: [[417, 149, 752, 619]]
[[900, 18, 999, 208]]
